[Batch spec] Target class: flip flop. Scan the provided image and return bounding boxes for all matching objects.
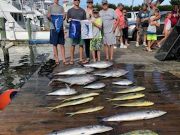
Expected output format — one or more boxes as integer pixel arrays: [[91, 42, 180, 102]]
[[63, 61, 69, 65], [69, 61, 74, 65]]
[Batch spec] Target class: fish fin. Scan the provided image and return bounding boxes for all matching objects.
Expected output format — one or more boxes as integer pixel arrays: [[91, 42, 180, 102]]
[[46, 107, 57, 112], [48, 79, 54, 86], [113, 104, 121, 108], [65, 84, 70, 90], [66, 113, 75, 117], [106, 98, 112, 101]]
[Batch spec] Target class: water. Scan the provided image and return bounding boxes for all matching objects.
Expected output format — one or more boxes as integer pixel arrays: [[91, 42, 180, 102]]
[[0, 45, 53, 92]]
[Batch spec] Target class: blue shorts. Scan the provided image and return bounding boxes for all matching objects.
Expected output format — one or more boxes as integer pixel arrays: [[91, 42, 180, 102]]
[[50, 28, 65, 46]]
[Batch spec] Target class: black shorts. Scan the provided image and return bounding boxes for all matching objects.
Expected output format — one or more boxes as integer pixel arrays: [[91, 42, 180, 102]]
[[122, 27, 128, 39], [50, 28, 65, 46]]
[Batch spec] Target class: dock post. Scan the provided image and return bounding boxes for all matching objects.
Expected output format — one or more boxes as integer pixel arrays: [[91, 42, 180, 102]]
[[0, 17, 6, 40], [26, 18, 32, 40], [0, 17, 9, 65]]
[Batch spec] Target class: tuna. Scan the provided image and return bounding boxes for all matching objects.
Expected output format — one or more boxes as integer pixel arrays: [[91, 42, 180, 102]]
[[54, 67, 94, 76], [84, 83, 106, 89], [83, 61, 113, 69], [112, 79, 133, 86], [94, 69, 128, 78], [102, 110, 167, 122], [47, 125, 113, 135], [47, 84, 77, 96]]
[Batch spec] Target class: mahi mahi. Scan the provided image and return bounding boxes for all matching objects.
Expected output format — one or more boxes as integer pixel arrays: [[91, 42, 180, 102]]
[[83, 61, 113, 69], [66, 106, 104, 116], [47, 125, 113, 135], [112, 79, 133, 86], [48, 97, 94, 111], [114, 100, 154, 107], [120, 130, 158, 135], [49, 75, 97, 86], [107, 93, 145, 101], [94, 69, 128, 78], [115, 86, 146, 94], [54, 67, 94, 76], [60, 93, 99, 102], [47, 84, 77, 96], [102, 110, 167, 122], [84, 83, 106, 89]]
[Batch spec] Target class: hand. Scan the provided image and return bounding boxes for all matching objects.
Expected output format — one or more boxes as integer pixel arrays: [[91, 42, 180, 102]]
[[68, 18, 72, 22]]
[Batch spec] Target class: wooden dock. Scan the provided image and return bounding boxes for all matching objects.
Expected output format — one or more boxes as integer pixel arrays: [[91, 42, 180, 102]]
[[0, 45, 179, 135]]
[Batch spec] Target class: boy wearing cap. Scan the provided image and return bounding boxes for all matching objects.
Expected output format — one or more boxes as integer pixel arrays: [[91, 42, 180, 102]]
[[146, 9, 160, 52], [90, 8, 103, 62], [100, 0, 118, 61]]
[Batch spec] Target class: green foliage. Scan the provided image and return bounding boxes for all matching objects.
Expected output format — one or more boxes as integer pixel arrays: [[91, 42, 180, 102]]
[[170, 0, 180, 5], [93, 3, 173, 11]]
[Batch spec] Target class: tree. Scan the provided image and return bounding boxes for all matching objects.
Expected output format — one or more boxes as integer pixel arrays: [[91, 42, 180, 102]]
[[170, 0, 180, 5]]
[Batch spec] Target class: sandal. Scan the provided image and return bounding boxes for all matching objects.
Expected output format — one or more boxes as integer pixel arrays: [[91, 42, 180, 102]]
[[69, 61, 74, 65], [80, 59, 88, 64], [63, 61, 69, 65]]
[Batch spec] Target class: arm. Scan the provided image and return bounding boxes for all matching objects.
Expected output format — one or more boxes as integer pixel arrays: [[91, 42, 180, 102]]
[[47, 6, 51, 21], [66, 9, 71, 23], [92, 20, 102, 29]]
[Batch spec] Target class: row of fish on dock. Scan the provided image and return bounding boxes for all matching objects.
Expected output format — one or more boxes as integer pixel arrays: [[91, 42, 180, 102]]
[[45, 61, 167, 135]]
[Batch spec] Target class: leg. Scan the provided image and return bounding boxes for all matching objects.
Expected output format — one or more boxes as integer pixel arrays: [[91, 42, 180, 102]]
[[110, 45, 114, 60], [59, 45, 68, 64], [84, 39, 90, 60], [97, 51, 101, 61], [136, 31, 140, 47], [143, 27, 147, 46], [79, 45, 84, 62], [104, 44, 109, 60], [92, 51, 96, 62], [70, 45, 75, 64], [53, 45, 59, 64]]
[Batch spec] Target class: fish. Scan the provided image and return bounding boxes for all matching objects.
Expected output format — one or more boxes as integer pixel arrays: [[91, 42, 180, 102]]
[[47, 125, 113, 135], [46, 84, 77, 96], [48, 97, 94, 111], [66, 106, 104, 116], [107, 93, 145, 101], [84, 83, 106, 89], [94, 69, 128, 78], [114, 100, 154, 107], [54, 67, 94, 76], [49, 75, 97, 86], [83, 61, 113, 69], [102, 110, 167, 122], [120, 130, 158, 135], [60, 93, 99, 102], [115, 86, 146, 94], [112, 79, 133, 86]]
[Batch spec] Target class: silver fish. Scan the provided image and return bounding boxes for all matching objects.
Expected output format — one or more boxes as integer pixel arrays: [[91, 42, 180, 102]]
[[102, 110, 167, 122], [84, 83, 106, 89], [94, 69, 128, 78], [47, 125, 113, 135], [112, 79, 133, 86], [46, 84, 77, 96], [49, 75, 97, 86], [83, 61, 113, 69], [54, 67, 94, 76]]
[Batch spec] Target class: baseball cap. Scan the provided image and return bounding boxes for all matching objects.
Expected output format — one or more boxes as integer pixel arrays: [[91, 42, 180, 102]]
[[93, 8, 99, 13], [87, 0, 93, 3], [117, 3, 124, 7], [102, 0, 108, 4]]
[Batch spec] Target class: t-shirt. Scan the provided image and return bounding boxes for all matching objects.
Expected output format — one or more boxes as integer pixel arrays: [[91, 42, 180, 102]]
[[67, 7, 86, 21], [164, 18, 171, 31], [92, 17, 103, 38], [137, 10, 150, 27], [114, 9, 125, 28], [47, 4, 64, 29], [147, 16, 160, 34], [99, 8, 117, 34]]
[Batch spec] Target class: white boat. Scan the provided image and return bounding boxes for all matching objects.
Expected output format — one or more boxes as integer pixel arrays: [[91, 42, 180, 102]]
[[0, 0, 50, 42]]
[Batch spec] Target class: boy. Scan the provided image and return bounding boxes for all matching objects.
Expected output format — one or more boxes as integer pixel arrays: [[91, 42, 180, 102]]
[[146, 9, 160, 52], [90, 8, 103, 62]]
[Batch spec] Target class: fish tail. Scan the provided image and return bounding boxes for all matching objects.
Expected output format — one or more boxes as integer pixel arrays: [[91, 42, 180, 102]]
[[113, 104, 121, 108], [48, 79, 55, 86], [66, 113, 75, 117], [106, 98, 112, 101], [46, 106, 57, 112]]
